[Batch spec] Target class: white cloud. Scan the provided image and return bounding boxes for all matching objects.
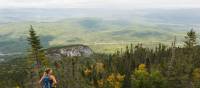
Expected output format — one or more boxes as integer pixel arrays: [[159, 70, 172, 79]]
[[0, 0, 200, 9]]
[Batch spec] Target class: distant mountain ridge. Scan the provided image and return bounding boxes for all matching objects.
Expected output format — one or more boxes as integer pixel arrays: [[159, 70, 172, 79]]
[[0, 8, 200, 24], [0, 8, 200, 54]]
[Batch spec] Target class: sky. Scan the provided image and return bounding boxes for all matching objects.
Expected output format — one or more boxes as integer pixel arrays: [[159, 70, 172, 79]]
[[0, 0, 200, 9]]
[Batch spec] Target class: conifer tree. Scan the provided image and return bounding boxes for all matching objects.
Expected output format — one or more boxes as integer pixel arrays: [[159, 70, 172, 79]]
[[184, 29, 197, 48], [122, 46, 132, 88], [27, 25, 48, 68]]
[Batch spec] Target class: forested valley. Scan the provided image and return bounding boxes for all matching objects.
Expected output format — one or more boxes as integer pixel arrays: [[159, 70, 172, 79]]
[[0, 26, 200, 88]]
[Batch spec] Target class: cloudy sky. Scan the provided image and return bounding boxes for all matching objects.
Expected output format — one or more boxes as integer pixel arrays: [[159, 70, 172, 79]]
[[0, 0, 200, 9]]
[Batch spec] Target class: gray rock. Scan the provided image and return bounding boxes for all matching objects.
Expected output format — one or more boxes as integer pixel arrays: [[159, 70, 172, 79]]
[[45, 44, 93, 60]]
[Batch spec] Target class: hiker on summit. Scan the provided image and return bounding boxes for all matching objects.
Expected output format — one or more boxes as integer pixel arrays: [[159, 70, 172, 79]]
[[39, 68, 57, 88]]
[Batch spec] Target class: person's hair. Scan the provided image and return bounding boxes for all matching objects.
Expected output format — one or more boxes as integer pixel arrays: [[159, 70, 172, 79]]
[[45, 68, 52, 74]]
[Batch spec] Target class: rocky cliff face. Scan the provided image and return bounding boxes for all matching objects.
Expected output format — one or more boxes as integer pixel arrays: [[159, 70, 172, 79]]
[[45, 44, 93, 60]]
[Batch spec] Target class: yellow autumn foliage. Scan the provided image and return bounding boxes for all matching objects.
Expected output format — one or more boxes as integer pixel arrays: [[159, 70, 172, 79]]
[[95, 62, 105, 73], [84, 63, 124, 88], [116, 73, 125, 81], [84, 68, 92, 76], [107, 73, 125, 88], [138, 64, 146, 70], [134, 64, 149, 78], [97, 79, 104, 88], [192, 68, 200, 81]]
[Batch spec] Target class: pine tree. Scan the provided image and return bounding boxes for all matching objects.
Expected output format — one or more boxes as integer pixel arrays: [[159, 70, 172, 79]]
[[122, 46, 132, 88], [27, 25, 49, 68], [184, 29, 197, 48]]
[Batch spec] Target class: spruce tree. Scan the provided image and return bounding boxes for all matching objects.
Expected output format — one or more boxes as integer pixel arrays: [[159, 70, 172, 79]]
[[27, 25, 48, 68], [122, 46, 132, 88], [184, 29, 197, 48]]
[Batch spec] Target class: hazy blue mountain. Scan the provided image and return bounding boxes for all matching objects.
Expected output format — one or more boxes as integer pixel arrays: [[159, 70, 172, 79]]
[[0, 8, 200, 23]]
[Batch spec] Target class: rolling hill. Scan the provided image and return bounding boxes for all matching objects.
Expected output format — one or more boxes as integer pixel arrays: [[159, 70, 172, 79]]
[[0, 8, 200, 54]]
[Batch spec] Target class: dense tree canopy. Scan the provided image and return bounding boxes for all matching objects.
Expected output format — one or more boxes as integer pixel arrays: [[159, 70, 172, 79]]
[[1, 29, 200, 88]]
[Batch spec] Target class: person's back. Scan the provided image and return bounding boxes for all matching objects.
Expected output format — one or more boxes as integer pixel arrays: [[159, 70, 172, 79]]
[[39, 68, 57, 88], [42, 75, 52, 88]]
